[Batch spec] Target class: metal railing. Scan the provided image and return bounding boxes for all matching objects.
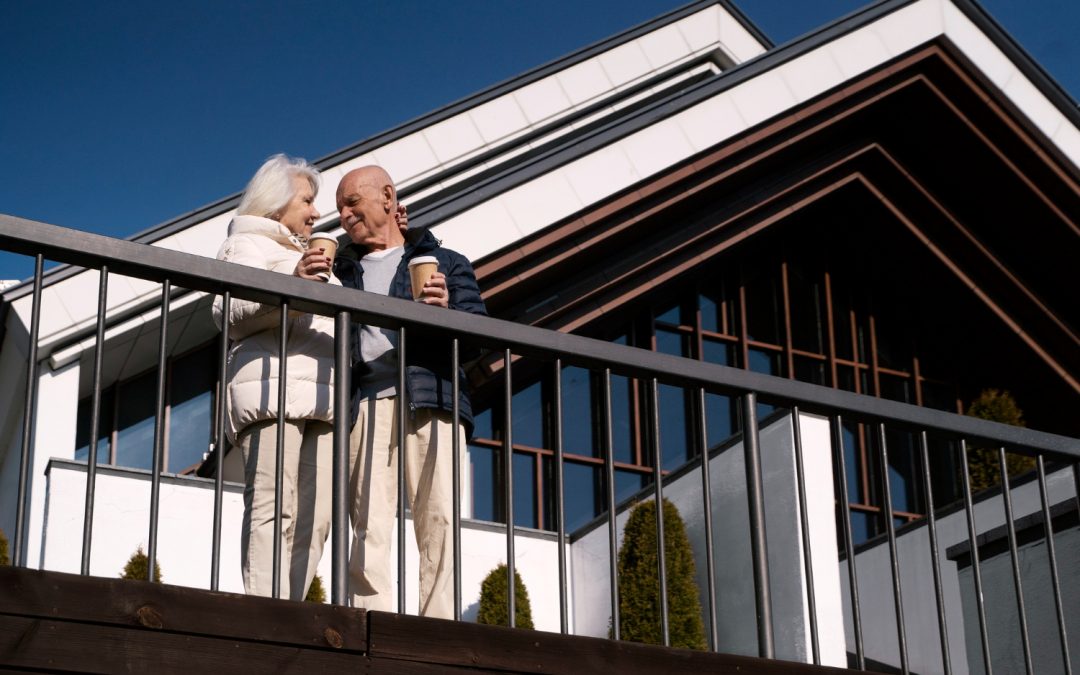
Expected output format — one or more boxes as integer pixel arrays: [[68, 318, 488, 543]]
[[1, 214, 1077, 673]]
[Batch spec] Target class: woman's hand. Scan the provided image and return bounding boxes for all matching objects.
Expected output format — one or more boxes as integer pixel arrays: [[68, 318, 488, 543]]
[[395, 203, 409, 235], [417, 271, 449, 308], [294, 247, 332, 281]]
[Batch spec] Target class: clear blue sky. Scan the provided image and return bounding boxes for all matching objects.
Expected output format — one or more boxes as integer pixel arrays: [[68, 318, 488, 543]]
[[1, 0, 1076, 281]]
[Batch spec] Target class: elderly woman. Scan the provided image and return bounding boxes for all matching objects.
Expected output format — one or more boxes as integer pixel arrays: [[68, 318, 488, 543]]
[[212, 153, 338, 600]]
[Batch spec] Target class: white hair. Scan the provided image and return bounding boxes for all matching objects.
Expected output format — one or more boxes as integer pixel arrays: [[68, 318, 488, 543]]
[[236, 153, 320, 219]]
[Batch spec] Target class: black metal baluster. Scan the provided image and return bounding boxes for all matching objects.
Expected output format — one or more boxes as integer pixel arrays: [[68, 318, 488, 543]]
[[648, 380, 670, 646], [80, 266, 108, 575], [603, 369, 620, 640], [147, 280, 170, 582], [397, 326, 407, 613], [271, 300, 289, 599], [332, 310, 350, 605], [741, 392, 773, 659], [554, 360, 568, 634], [13, 254, 44, 567], [875, 424, 909, 675], [452, 339, 462, 621], [959, 440, 993, 675], [998, 446, 1033, 675], [503, 349, 516, 627], [831, 414, 865, 670], [918, 431, 951, 675], [695, 389, 718, 651], [210, 292, 230, 591], [1036, 454, 1072, 675], [791, 407, 820, 664]]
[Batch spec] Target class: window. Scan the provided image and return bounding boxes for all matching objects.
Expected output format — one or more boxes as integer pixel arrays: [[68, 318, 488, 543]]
[[74, 343, 217, 475], [466, 235, 969, 543]]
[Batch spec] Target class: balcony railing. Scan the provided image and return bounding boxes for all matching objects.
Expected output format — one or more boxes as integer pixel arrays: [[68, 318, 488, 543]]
[[1, 213, 1077, 674]]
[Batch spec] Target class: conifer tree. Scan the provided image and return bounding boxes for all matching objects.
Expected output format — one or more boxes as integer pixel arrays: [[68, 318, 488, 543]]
[[614, 498, 706, 650], [965, 389, 1034, 491], [477, 563, 534, 629], [305, 574, 327, 603], [120, 546, 163, 583]]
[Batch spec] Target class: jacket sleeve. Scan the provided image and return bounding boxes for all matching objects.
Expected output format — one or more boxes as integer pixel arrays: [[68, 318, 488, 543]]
[[445, 251, 487, 362], [446, 252, 487, 318], [211, 236, 294, 340]]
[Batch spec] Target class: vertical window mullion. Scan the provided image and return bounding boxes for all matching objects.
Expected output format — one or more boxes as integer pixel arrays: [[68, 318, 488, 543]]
[[824, 271, 839, 390], [110, 386, 119, 465], [868, 314, 882, 398], [781, 259, 795, 380]]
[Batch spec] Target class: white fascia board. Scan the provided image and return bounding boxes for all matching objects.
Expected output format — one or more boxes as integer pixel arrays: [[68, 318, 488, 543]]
[[47, 288, 208, 371], [430, 0, 1079, 263]]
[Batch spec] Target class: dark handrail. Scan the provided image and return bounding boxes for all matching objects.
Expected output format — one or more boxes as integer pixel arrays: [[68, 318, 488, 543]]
[[2, 214, 1074, 457]]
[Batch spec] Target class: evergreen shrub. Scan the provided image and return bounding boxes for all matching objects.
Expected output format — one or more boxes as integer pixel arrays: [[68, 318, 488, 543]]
[[965, 389, 1034, 491], [477, 563, 534, 629], [614, 498, 706, 650], [306, 574, 326, 603], [120, 546, 162, 583]]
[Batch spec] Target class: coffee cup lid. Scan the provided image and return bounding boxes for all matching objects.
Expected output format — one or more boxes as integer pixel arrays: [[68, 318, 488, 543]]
[[408, 255, 439, 267], [308, 233, 336, 242]]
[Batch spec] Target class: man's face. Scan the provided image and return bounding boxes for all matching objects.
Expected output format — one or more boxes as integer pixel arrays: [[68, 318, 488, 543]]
[[337, 174, 388, 246]]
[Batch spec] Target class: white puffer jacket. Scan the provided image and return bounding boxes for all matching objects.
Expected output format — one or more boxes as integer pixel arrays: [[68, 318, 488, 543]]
[[211, 215, 339, 442]]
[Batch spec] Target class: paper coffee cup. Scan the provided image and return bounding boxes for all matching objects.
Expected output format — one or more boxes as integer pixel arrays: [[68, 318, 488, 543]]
[[308, 233, 338, 281], [408, 256, 439, 300]]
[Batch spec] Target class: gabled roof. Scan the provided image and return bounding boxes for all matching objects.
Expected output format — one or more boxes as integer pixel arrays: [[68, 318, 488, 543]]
[[2, 0, 1078, 371], [1, 0, 769, 301], [470, 39, 1079, 431], [1, 0, 771, 358]]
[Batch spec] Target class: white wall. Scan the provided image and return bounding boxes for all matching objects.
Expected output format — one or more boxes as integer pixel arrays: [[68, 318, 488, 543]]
[[40, 458, 568, 631], [569, 411, 846, 666], [23, 360, 81, 568], [842, 462, 1078, 675], [42, 460, 246, 589]]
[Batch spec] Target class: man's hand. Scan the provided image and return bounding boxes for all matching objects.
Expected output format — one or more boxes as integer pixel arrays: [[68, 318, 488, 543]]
[[417, 271, 449, 308], [396, 203, 409, 235], [294, 247, 331, 281]]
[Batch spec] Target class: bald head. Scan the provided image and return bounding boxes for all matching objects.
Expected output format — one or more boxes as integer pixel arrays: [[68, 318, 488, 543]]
[[336, 165, 402, 250]]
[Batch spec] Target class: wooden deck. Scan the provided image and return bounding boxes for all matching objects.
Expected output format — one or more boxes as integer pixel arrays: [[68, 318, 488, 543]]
[[0, 566, 866, 673]]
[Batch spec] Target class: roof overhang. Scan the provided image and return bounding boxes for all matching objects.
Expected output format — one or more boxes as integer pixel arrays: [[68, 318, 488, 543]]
[[473, 41, 1079, 396]]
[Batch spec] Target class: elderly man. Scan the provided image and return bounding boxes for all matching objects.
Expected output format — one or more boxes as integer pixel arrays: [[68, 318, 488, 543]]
[[330, 165, 486, 618]]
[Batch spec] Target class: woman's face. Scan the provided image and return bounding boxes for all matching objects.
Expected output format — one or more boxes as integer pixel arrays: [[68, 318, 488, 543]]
[[276, 175, 319, 238]]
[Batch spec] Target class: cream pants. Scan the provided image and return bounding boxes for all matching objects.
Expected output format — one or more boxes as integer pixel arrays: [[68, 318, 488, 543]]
[[238, 418, 332, 600], [348, 397, 461, 619]]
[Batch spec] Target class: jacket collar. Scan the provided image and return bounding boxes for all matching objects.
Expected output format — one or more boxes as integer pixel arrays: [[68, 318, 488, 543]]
[[228, 215, 307, 251], [340, 227, 440, 261]]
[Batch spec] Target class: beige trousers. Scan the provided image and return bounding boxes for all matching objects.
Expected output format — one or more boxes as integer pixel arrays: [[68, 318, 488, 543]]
[[239, 418, 332, 600], [348, 397, 461, 618]]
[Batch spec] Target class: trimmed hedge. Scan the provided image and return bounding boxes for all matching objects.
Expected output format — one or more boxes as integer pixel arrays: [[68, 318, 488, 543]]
[[615, 498, 706, 650], [965, 389, 1033, 491], [477, 563, 534, 629], [120, 546, 162, 583], [306, 574, 326, 603]]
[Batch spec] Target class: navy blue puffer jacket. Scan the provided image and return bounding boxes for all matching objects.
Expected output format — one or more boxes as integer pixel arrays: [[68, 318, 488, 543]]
[[333, 229, 487, 436]]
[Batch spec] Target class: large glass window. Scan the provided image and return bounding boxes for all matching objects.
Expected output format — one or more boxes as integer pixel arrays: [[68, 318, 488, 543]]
[[466, 235, 966, 544], [73, 343, 217, 475]]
